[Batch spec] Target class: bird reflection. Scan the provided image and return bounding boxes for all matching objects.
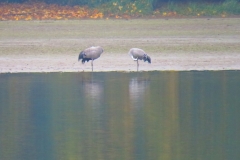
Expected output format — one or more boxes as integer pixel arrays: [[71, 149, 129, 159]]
[[83, 81, 103, 108], [129, 77, 149, 108], [80, 74, 104, 110], [84, 82, 102, 100]]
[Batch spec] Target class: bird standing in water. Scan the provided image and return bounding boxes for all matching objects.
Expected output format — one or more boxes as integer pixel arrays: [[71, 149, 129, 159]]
[[78, 46, 104, 71], [128, 48, 151, 71]]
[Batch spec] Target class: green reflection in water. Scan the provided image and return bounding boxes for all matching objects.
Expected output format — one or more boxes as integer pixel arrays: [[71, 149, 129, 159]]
[[0, 71, 239, 160]]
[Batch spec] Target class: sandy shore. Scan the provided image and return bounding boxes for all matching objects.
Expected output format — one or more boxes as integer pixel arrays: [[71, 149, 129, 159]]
[[1, 52, 240, 73], [1, 18, 240, 73]]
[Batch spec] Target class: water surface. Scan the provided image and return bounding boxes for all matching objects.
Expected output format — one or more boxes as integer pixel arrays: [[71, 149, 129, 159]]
[[0, 71, 240, 160]]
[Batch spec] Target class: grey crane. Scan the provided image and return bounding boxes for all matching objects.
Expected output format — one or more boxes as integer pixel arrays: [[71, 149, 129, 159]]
[[78, 46, 104, 71], [128, 48, 151, 71]]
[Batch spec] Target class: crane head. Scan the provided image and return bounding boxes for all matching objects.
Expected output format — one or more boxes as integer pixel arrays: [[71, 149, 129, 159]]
[[143, 54, 151, 63]]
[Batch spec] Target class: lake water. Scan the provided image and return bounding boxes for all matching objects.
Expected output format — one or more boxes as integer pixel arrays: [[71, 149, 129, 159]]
[[0, 71, 240, 160]]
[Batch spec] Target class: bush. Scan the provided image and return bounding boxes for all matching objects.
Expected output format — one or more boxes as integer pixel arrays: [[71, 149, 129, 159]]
[[222, 0, 240, 14], [45, 0, 111, 6], [98, 0, 154, 16], [156, 0, 240, 16]]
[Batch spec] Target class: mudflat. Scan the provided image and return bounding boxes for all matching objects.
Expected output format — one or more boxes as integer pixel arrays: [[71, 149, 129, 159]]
[[0, 18, 240, 73]]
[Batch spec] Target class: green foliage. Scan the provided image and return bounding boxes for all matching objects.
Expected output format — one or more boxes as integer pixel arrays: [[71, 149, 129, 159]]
[[97, 0, 154, 16], [158, 0, 240, 16], [45, 0, 111, 7], [221, 0, 240, 14], [1, 0, 240, 17]]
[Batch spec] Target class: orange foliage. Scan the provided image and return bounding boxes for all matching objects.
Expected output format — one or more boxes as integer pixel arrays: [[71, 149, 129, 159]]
[[0, 3, 104, 20], [0, 3, 183, 21]]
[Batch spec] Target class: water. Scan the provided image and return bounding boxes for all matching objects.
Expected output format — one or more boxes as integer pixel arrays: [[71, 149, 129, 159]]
[[0, 71, 240, 160]]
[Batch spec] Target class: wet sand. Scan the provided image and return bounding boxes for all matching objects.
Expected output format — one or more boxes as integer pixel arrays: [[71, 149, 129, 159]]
[[0, 18, 240, 73]]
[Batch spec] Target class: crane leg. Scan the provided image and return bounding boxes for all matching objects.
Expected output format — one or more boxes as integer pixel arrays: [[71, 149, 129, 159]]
[[137, 60, 139, 71], [91, 60, 93, 72]]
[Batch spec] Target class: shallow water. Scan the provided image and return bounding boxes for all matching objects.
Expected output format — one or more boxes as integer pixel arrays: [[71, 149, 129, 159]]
[[0, 71, 240, 160]]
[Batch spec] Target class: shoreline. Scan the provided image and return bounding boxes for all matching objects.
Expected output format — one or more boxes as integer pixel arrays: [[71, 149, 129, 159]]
[[1, 52, 240, 73], [1, 18, 240, 73]]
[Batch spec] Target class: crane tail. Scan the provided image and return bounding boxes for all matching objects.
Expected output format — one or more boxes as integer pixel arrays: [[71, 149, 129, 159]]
[[78, 51, 84, 61], [143, 55, 151, 63], [147, 56, 151, 63]]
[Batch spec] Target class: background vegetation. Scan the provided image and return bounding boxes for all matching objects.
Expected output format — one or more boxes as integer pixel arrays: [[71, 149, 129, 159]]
[[0, 0, 239, 20]]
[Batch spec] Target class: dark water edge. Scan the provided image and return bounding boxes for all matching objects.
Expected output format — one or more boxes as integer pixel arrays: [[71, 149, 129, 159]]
[[0, 71, 240, 160]]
